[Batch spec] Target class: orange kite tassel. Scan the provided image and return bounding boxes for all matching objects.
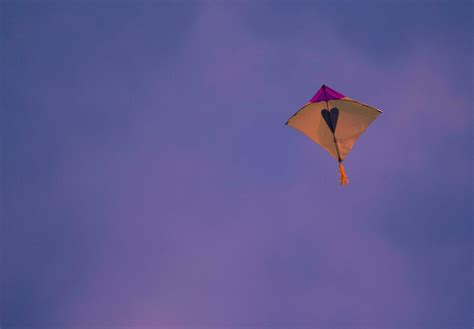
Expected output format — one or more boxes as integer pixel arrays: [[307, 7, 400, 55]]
[[338, 162, 348, 186]]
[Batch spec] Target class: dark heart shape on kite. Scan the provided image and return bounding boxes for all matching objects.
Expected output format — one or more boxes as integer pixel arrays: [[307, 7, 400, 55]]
[[321, 108, 339, 133]]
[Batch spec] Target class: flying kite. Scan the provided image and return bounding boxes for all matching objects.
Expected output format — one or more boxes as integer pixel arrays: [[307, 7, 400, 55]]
[[286, 84, 382, 185]]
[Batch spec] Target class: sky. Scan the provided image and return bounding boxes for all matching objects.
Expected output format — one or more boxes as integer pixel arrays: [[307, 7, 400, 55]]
[[1, 1, 472, 328]]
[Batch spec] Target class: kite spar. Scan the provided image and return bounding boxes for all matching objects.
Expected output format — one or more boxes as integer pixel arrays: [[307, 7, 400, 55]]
[[286, 84, 382, 185]]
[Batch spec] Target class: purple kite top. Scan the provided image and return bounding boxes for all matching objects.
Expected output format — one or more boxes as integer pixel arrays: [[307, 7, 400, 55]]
[[309, 84, 345, 103]]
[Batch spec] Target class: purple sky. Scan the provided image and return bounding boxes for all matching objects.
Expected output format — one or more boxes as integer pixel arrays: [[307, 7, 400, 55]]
[[2, 1, 472, 328]]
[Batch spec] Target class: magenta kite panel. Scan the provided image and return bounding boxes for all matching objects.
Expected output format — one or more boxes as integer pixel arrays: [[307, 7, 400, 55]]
[[310, 85, 345, 103]]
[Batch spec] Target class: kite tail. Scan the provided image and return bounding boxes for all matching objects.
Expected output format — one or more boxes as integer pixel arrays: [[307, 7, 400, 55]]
[[338, 162, 348, 186]]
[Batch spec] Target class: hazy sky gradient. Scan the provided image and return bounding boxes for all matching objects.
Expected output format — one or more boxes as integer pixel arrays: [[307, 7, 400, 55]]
[[2, 1, 472, 328]]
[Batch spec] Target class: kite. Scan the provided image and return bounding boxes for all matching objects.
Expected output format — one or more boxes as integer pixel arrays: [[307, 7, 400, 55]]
[[286, 84, 382, 185]]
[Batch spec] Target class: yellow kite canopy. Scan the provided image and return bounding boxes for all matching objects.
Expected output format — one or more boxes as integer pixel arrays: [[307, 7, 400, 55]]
[[286, 84, 382, 185]]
